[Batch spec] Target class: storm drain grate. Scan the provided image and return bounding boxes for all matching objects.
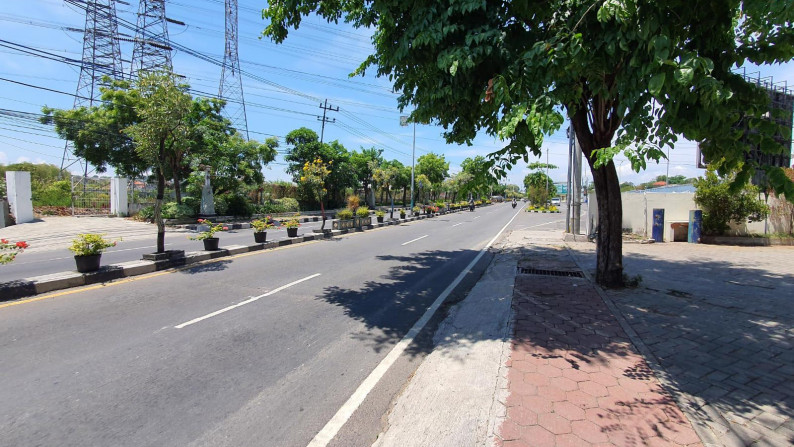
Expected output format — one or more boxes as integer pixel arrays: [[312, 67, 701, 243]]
[[517, 267, 585, 278]]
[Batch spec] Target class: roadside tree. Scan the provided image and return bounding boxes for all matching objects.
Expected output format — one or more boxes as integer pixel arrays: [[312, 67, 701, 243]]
[[263, 0, 794, 287]]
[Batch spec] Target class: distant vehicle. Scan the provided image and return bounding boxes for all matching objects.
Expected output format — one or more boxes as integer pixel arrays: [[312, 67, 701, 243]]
[[551, 197, 561, 206]]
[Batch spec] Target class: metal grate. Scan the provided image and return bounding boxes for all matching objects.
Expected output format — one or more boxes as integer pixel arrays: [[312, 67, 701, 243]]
[[517, 267, 585, 278]]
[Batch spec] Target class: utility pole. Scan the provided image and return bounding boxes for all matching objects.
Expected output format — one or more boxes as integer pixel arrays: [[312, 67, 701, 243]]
[[400, 115, 416, 211], [318, 99, 338, 144], [219, 0, 249, 139], [572, 129, 583, 234], [60, 0, 124, 176], [566, 126, 573, 232]]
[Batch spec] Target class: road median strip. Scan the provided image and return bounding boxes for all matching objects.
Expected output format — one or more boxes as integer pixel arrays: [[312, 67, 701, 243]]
[[0, 210, 483, 302]]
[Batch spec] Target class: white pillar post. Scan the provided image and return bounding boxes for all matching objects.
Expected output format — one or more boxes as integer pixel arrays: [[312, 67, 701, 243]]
[[110, 177, 129, 216], [5, 171, 34, 223]]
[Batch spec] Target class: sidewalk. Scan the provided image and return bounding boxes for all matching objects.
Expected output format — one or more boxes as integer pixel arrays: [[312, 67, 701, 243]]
[[373, 229, 793, 446]]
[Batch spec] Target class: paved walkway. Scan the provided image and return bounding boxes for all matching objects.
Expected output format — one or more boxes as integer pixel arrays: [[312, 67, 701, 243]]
[[495, 239, 702, 447], [567, 241, 794, 447]]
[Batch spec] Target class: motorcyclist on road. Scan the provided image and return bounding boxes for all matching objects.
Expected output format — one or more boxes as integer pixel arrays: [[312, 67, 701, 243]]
[[511, 198, 517, 208], [469, 198, 475, 211]]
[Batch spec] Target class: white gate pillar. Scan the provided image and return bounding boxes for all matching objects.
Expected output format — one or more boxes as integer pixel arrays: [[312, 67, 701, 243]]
[[110, 177, 129, 217], [5, 171, 34, 223]]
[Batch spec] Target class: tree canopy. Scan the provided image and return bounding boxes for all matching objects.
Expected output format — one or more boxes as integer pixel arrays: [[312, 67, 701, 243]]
[[263, 0, 794, 286]]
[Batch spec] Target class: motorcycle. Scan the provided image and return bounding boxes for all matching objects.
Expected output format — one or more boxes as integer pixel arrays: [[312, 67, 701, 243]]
[[469, 203, 475, 212], [511, 202, 517, 209]]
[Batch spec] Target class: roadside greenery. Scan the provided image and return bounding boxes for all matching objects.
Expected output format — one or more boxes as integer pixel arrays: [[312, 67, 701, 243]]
[[694, 169, 769, 235], [263, 0, 794, 287]]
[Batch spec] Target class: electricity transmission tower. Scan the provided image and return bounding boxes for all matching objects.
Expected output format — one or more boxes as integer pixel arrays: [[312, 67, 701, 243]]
[[219, 0, 249, 139], [130, 0, 173, 77], [60, 0, 124, 173]]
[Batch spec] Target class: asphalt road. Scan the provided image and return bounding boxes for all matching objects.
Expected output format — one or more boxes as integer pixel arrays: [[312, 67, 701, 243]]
[[0, 204, 567, 447]]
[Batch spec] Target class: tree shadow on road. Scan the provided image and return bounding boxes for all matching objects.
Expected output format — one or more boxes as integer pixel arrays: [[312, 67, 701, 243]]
[[177, 259, 232, 274], [317, 248, 499, 359]]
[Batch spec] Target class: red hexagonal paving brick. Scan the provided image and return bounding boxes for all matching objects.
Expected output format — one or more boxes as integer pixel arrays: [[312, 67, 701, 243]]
[[549, 376, 579, 392], [523, 372, 550, 387], [499, 419, 525, 441], [571, 419, 611, 444], [553, 401, 586, 421], [579, 380, 610, 397], [537, 385, 567, 402], [519, 395, 554, 413], [521, 425, 556, 447], [512, 380, 538, 396], [584, 408, 616, 428], [588, 371, 619, 387], [562, 367, 591, 382], [507, 405, 539, 426], [538, 412, 572, 434], [566, 390, 600, 409], [556, 433, 592, 447], [536, 363, 562, 377]]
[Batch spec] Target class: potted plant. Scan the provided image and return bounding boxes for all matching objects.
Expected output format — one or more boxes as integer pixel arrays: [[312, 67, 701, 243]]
[[251, 216, 278, 243], [69, 233, 118, 273], [355, 206, 371, 228], [400, 209, 406, 219], [375, 210, 385, 223], [189, 218, 227, 250], [283, 214, 301, 237], [413, 206, 421, 216], [333, 208, 354, 230]]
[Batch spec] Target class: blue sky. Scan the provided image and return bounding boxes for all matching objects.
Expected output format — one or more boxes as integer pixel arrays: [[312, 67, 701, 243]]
[[1, 0, 792, 188]]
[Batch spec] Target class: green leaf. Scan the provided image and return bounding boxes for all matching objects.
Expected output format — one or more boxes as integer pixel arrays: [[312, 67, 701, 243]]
[[449, 60, 459, 76], [673, 67, 694, 85], [649, 72, 665, 96]]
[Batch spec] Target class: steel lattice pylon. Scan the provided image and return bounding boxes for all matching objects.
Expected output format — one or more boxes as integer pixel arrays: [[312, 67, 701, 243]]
[[219, 0, 249, 139], [130, 0, 173, 77], [61, 0, 124, 173]]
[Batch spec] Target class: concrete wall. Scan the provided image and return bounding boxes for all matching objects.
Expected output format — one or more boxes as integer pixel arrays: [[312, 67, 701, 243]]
[[587, 191, 787, 240]]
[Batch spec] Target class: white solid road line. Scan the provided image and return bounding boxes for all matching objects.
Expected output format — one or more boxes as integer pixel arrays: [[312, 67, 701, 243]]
[[451, 222, 464, 227], [473, 215, 481, 219], [401, 235, 428, 246], [306, 205, 525, 447], [174, 273, 321, 329]]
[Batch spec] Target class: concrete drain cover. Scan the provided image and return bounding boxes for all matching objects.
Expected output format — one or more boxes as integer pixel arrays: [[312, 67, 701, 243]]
[[517, 267, 584, 278]]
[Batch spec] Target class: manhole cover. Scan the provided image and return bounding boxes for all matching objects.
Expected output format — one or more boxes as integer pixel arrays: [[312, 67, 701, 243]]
[[517, 267, 585, 278]]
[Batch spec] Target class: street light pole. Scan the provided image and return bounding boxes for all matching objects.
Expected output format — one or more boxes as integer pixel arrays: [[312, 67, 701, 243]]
[[410, 120, 416, 211], [400, 115, 416, 212]]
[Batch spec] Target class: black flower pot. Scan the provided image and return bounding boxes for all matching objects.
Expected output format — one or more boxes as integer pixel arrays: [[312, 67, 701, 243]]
[[287, 227, 298, 237], [254, 231, 267, 243], [377, 216, 384, 223], [203, 237, 220, 251], [74, 254, 101, 273]]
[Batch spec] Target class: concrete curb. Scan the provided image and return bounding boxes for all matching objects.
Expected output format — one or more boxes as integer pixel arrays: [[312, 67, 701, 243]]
[[0, 212, 458, 302]]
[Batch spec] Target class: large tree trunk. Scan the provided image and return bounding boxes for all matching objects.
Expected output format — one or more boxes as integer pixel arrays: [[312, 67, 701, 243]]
[[588, 160, 624, 287], [173, 170, 182, 204], [571, 101, 624, 287]]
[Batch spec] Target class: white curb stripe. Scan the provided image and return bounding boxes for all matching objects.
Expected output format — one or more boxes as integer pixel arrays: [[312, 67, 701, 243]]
[[307, 206, 524, 447]]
